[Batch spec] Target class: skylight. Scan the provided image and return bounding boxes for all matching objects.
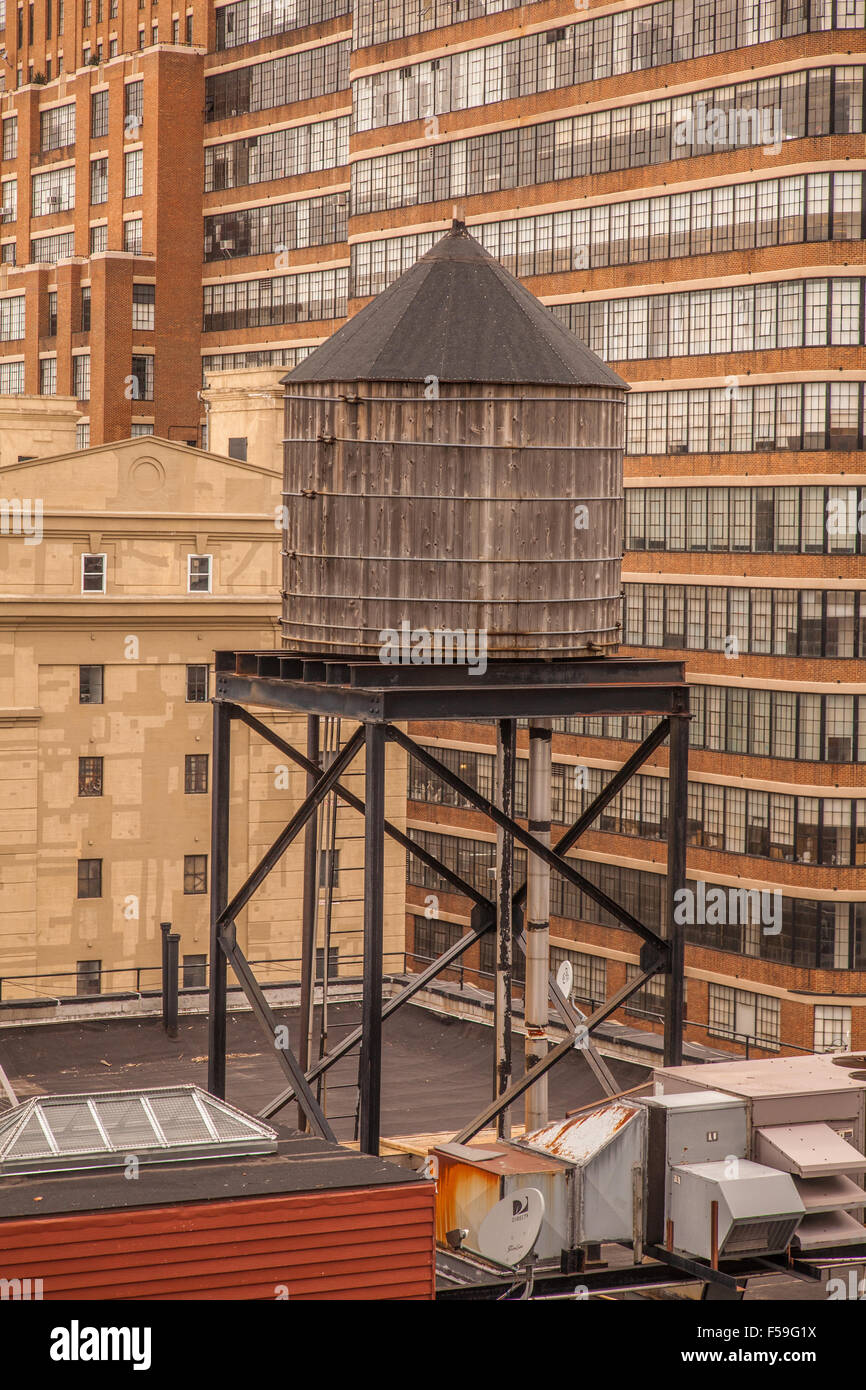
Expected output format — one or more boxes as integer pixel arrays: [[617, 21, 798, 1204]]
[[0, 1085, 278, 1176]]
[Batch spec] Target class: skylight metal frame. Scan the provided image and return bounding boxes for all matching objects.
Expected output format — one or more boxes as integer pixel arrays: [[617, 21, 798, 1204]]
[[0, 1084, 278, 1177]]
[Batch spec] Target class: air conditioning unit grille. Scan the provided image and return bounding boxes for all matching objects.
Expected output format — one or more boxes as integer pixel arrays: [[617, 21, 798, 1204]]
[[721, 1217, 797, 1256]]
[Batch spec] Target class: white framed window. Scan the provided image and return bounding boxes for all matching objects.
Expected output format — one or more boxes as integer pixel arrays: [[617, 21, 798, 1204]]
[[81, 552, 105, 593], [39, 356, 57, 395], [124, 148, 143, 198], [76, 420, 90, 449], [814, 1005, 852, 1053], [188, 554, 212, 593], [123, 217, 143, 254], [130, 421, 153, 437], [72, 352, 90, 399]]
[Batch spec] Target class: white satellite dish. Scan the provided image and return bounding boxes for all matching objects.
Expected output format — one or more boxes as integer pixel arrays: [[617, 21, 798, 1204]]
[[477, 1187, 545, 1267], [556, 959, 574, 999]]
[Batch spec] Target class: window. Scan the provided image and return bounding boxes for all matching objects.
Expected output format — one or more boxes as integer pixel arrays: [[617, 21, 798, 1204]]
[[186, 664, 208, 701], [0, 177, 15, 223], [90, 157, 108, 204], [183, 854, 207, 893], [124, 148, 143, 198], [814, 1004, 851, 1053], [228, 436, 247, 461], [124, 218, 142, 254], [76, 421, 90, 449], [183, 954, 207, 988], [130, 422, 153, 436], [40, 102, 75, 152], [79, 664, 104, 705], [316, 946, 339, 980], [78, 755, 103, 796], [81, 551, 105, 592], [185, 12, 192, 42], [132, 282, 154, 330], [187, 554, 211, 592], [77, 860, 102, 899], [151, 21, 157, 41], [32, 232, 75, 263], [130, 353, 153, 399], [708, 983, 780, 1051], [172, 18, 179, 41], [76, 958, 102, 994], [318, 848, 340, 889], [32, 166, 75, 217], [2, 116, 17, 161], [184, 753, 208, 793], [39, 356, 57, 395], [90, 222, 107, 254], [0, 295, 24, 342], [72, 353, 90, 400], [124, 79, 143, 132], [109, 38, 117, 56], [80, 285, 90, 332]]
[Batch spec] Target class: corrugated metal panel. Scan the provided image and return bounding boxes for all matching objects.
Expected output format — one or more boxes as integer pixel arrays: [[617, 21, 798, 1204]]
[[0, 1184, 435, 1300]]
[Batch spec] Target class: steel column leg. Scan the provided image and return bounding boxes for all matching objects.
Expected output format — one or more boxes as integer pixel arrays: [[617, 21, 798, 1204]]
[[359, 722, 386, 1156], [494, 719, 516, 1139], [207, 700, 232, 1097], [664, 713, 689, 1067], [525, 718, 551, 1131], [297, 714, 319, 1130]]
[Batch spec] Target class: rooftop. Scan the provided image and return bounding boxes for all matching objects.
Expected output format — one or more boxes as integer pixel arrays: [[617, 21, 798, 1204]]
[[283, 222, 627, 389]]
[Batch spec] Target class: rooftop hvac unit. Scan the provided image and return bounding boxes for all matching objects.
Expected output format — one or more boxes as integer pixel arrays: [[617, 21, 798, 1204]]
[[668, 1160, 805, 1261], [433, 1101, 645, 1264], [755, 1121, 866, 1250]]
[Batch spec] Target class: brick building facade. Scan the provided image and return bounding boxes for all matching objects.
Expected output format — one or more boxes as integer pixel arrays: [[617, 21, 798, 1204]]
[[0, 0, 863, 1055]]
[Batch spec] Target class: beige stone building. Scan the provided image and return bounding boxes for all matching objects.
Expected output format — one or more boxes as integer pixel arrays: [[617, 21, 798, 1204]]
[[0, 427, 406, 1005]]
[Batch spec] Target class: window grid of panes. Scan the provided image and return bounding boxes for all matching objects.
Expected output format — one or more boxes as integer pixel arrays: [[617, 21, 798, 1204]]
[[204, 192, 347, 262], [0, 359, 24, 392], [553, 277, 864, 362], [91, 89, 109, 139], [0, 295, 24, 340], [406, 828, 866, 970], [30, 231, 74, 262], [40, 101, 75, 151], [202, 266, 348, 332], [354, 5, 865, 132], [204, 116, 349, 193], [627, 482, 866, 553], [31, 165, 75, 217], [2, 115, 18, 160], [558, 688, 866, 764], [351, 67, 864, 215], [708, 984, 780, 1050], [353, 0, 859, 56], [215, 0, 350, 50], [72, 352, 90, 399], [626, 382, 866, 456], [205, 40, 350, 121], [132, 282, 154, 330], [90, 156, 108, 205], [0, 177, 16, 221], [352, 172, 864, 300], [623, 583, 866, 660], [407, 746, 866, 867], [201, 345, 312, 379]]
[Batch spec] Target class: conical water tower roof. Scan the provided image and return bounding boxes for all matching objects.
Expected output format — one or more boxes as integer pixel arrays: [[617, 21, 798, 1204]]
[[282, 222, 627, 389]]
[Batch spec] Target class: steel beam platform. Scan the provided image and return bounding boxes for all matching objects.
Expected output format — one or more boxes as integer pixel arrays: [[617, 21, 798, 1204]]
[[207, 650, 690, 1155]]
